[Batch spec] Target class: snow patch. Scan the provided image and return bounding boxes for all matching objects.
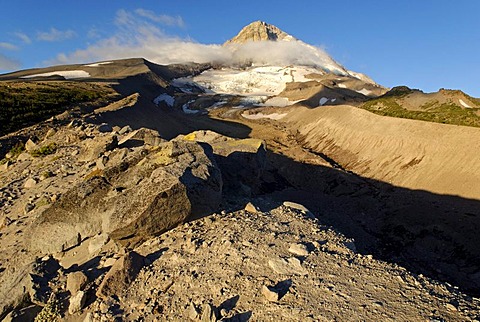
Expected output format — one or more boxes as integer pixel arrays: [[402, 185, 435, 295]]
[[319, 97, 328, 106], [459, 99, 472, 108], [154, 94, 175, 107], [242, 112, 287, 120], [21, 70, 90, 79], [262, 97, 294, 107], [84, 61, 112, 67], [357, 88, 372, 96], [182, 103, 199, 114]]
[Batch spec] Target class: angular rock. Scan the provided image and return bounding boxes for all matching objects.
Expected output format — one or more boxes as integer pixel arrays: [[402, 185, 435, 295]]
[[118, 125, 132, 135], [88, 234, 109, 254], [0, 160, 10, 171], [96, 251, 144, 299], [261, 285, 279, 302], [200, 303, 217, 322], [68, 290, 86, 314], [288, 243, 310, 257], [77, 134, 117, 163], [118, 128, 165, 148], [244, 202, 259, 214], [268, 257, 307, 275], [67, 271, 88, 295], [24, 139, 38, 152], [182, 130, 266, 195], [17, 152, 32, 161], [0, 216, 12, 229], [0, 257, 60, 319], [24, 178, 37, 189], [28, 139, 222, 252]]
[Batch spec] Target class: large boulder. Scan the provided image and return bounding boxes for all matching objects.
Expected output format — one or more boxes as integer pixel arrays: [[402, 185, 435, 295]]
[[28, 139, 222, 252], [182, 130, 266, 195], [118, 127, 165, 148]]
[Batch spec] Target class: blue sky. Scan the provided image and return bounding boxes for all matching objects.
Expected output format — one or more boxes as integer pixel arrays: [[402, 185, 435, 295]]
[[0, 0, 479, 96]]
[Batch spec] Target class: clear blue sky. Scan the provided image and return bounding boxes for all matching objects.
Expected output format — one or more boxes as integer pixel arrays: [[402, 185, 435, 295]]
[[0, 0, 479, 96]]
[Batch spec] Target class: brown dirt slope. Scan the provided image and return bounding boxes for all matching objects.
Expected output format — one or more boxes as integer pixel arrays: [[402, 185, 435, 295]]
[[286, 105, 480, 200]]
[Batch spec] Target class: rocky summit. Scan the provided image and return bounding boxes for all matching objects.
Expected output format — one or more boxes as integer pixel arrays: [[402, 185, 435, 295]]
[[0, 20, 480, 322], [223, 21, 295, 45]]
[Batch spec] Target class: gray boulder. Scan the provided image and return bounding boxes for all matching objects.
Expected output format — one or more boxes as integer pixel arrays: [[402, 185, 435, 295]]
[[28, 139, 222, 251], [182, 130, 266, 195]]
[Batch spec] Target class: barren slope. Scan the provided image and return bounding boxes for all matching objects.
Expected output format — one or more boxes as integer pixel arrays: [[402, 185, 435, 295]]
[[286, 105, 480, 200]]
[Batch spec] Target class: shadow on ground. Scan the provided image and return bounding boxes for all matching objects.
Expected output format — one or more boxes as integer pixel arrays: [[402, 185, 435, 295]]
[[261, 150, 480, 297]]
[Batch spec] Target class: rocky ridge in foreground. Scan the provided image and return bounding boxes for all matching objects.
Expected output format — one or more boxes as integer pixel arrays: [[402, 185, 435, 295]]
[[0, 114, 479, 321]]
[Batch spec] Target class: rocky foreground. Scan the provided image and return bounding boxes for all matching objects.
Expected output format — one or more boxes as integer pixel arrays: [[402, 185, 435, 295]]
[[0, 115, 479, 322]]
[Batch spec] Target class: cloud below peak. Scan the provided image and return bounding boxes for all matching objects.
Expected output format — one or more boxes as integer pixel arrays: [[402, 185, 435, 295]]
[[50, 8, 342, 73]]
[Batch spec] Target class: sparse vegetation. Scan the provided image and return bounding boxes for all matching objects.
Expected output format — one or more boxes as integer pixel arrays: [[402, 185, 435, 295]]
[[361, 96, 480, 128], [30, 143, 57, 157], [6, 141, 25, 159], [34, 292, 60, 322], [0, 82, 109, 136]]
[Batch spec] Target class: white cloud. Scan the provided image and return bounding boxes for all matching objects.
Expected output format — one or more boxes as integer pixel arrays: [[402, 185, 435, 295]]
[[50, 9, 342, 74], [0, 53, 20, 70], [37, 28, 76, 42], [0, 42, 18, 50], [134, 9, 185, 27], [14, 32, 31, 44]]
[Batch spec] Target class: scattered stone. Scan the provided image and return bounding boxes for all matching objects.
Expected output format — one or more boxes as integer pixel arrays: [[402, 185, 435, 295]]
[[288, 243, 310, 257], [268, 257, 308, 275], [96, 251, 144, 299], [103, 258, 117, 268], [262, 285, 280, 302], [44, 128, 56, 140], [67, 271, 88, 294], [201, 303, 217, 322], [119, 125, 132, 135], [98, 123, 113, 133], [96, 155, 108, 170], [244, 202, 259, 213], [283, 201, 310, 213], [187, 302, 199, 320], [446, 303, 458, 312], [118, 128, 164, 147], [24, 178, 37, 189], [83, 312, 94, 322], [17, 152, 33, 161], [39, 171, 54, 181], [24, 203, 35, 214], [0, 160, 10, 171], [1, 216, 12, 229], [68, 119, 82, 128], [24, 139, 38, 152], [88, 234, 109, 254], [68, 290, 86, 314], [77, 134, 118, 163]]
